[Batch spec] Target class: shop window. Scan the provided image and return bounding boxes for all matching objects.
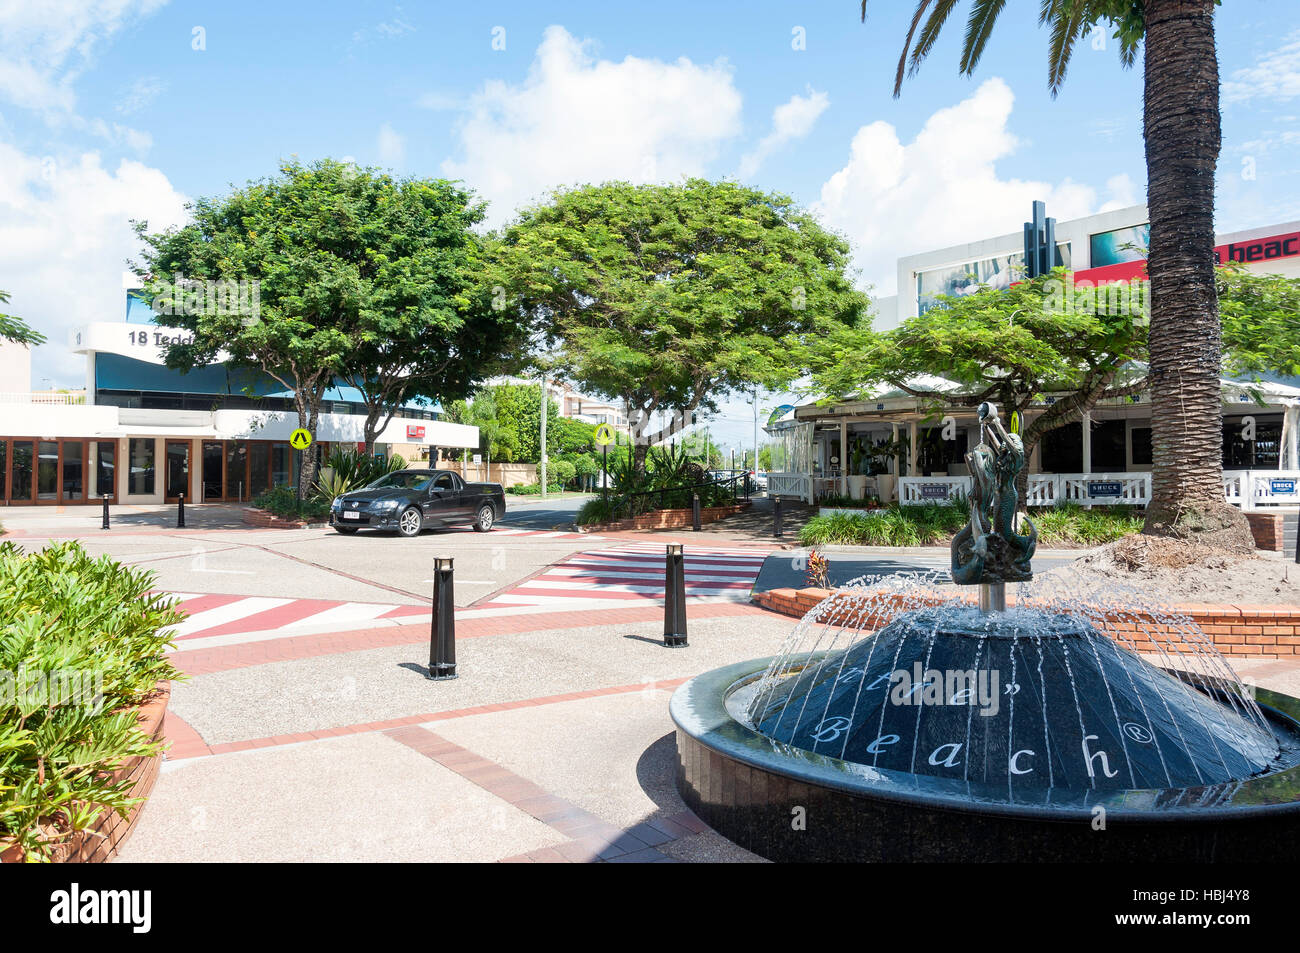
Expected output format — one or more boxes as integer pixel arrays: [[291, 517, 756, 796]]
[[96, 441, 116, 497], [129, 439, 155, 495], [1090, 420, 1127, 471], [1041, 423, 1083, 473], [1130, 428, 1152, 466]]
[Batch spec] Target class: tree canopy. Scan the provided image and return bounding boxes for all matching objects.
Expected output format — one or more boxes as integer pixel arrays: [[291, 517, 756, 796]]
[[132, 158, 521, 485], [1218, 265, 1300, 379], [0, 291, 45, 347], [488, 179, 868, 472], [806, 268, 1149, 462]]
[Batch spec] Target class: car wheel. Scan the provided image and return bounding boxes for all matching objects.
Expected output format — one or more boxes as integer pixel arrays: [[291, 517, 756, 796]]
[[334, 526, 359, 535], [397, 506, 423, 537], [472, 504, 495, 532]]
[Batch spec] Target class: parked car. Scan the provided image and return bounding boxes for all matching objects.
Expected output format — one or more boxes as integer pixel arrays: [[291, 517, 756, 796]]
[[329, 469, 505, 537]]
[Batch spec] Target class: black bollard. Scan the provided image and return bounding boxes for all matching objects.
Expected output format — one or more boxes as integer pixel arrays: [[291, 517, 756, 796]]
[[692, 493, 701, 531], [177, 492, 186, 528], [773, 495, 783, 538], [663, 543, 687, 647], [427, 555, 458, 679], [101, 494, 110, 530]]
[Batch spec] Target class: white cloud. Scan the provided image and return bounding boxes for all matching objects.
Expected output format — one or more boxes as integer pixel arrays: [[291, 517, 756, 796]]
[[114, 75, 165, 115], [813, 78, 1136, 295], [1223, 32, 1300, 104], [738, 88, 829, 179], [442, 25, 743, 227], [0, 140, 189, 384], [0, 0, 169, 114], [377, 122, 405, 167]]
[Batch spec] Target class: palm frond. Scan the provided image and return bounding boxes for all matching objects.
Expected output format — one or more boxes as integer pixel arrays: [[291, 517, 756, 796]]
[[909, 0, 963, 79], [959, 0, 1009, 76], [1045, 2, 1090, 96]]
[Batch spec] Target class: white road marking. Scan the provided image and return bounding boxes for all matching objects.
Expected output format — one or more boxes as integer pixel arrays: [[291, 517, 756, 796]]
[[169, 597, 294, 637]]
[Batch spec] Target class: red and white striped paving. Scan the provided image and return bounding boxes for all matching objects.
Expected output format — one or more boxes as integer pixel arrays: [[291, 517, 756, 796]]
[[159, 543, 771, 652], [474, 543, 769, 611]]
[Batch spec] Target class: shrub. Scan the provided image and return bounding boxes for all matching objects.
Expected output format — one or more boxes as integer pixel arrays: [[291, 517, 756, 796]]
[[313, 449, 406, 501], [549, 459, 576, 490], [576, 495, 623, 525], [252, 486, 330, 521], [0, 542, 185, 861]]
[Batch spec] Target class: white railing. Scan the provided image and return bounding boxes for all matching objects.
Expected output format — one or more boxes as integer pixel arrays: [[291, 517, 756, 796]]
[[0, 392, 86, 405], [1246, 470, 1300, 509], [1223, 470, 1249, 507], [1025, 474, 1060, 507], [767, 471, 813, 503], [899, 476, 972, 506], [1060, 472, 1151, 507]]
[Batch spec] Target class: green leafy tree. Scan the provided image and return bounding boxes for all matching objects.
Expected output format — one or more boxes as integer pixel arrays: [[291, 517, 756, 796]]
[[861, 0, 1243, 541], [808, 269, 1148, 494], [0, 291, 45, 347], [490, 179, 867, 478], [334, 177, 528, 451], [1218, 265, 1300, 378], [482, 383, 559, 463], [132, 159, 519, 488]]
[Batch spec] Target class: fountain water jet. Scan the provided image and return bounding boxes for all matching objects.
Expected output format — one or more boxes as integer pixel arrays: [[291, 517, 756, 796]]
[[672, 404, 1300, 861]]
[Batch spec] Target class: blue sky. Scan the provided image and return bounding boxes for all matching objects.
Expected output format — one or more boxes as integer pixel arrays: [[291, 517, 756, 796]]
[[3, 1, 1299, 451]]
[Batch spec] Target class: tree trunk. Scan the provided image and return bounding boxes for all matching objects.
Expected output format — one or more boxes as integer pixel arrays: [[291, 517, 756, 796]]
[[1141, 0, 1253, 548], [295, 389, 325, 499]]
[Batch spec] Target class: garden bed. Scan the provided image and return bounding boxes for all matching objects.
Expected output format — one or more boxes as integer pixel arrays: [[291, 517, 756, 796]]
[[752, 586, 1300, 659], [0, 682, 170, 863], [580, 501, 752, 533], [241, 508, 330, 529]]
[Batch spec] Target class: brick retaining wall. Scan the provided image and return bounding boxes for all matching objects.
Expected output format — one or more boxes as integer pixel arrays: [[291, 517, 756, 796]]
[[582, 502, 751, 533], [753, 587, 1300, 659], [1247, 512, 1285, 552]]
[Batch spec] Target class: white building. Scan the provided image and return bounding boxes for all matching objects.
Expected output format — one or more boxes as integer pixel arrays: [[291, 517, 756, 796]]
[[0, 293, 479, 506], [770, 204, 1300, 511]]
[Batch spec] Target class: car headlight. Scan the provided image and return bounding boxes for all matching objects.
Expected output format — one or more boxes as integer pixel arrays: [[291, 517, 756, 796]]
[[374, 499, 400, 512], [331, 497, 342, 510]]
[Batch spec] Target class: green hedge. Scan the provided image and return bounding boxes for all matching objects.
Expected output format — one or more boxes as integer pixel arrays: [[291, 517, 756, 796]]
[[798, 502, 1143, 547], [0, 542, 185, 861]]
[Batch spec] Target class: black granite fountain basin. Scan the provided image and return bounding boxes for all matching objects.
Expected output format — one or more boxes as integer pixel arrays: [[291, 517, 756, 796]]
[[671, 656, 1300, 863]]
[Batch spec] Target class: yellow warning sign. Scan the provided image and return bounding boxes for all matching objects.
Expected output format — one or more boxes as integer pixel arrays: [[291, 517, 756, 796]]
[[290, 428, 313, 450], [593, 424, 614, 446]]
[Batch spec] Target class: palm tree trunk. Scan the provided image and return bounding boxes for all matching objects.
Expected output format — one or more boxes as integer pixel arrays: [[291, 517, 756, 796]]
[[1142, 0, 1253, 548]]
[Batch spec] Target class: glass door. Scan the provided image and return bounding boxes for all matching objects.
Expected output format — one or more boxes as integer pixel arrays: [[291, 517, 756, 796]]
[[11, 441, 34, 504], [225, 441, 248, 502], [202, 441, 224, 501], [165, 441, 190, 502], [61, 440, 85, 503], [95, 441, 117, 501], [37, 440, 58, 502]]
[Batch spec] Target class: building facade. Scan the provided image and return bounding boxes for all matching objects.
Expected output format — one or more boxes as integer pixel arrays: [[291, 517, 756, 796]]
[[772, 204, 1300, 510], [0, 293, 479, 506]]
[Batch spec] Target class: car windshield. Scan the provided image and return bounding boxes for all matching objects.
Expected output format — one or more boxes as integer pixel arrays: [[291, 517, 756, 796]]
[[367, 471, 434, 491]]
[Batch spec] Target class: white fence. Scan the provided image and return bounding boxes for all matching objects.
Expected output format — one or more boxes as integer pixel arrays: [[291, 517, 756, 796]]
[[898, 472, 1151, 507], [899, 476, 971, 506], [767, 471, 813, 503], [0, 392, 85, 405], [1225, 470, 1300, 509]]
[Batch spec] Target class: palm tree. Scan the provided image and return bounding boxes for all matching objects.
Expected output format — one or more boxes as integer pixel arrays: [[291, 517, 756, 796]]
[[864, 0, 1252, 546]]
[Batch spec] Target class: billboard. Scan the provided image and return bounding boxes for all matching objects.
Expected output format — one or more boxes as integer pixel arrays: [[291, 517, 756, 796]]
[[916, 244, 1071, 314], [1089, 224, 1150, 268]]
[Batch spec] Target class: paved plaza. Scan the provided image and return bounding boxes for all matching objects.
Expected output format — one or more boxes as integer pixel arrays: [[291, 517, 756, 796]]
[[5, 500, 1299, 864]]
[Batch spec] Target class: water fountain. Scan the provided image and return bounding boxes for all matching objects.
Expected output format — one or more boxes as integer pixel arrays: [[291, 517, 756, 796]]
[[672, 403, 1300, 861]]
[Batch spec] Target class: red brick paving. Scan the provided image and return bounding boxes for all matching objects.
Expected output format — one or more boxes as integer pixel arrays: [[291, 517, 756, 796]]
[[170, 601, 766, 676]]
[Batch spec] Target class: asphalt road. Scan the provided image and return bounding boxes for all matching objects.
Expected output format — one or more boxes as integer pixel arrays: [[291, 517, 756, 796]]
[[501, 494, 591, 529]]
